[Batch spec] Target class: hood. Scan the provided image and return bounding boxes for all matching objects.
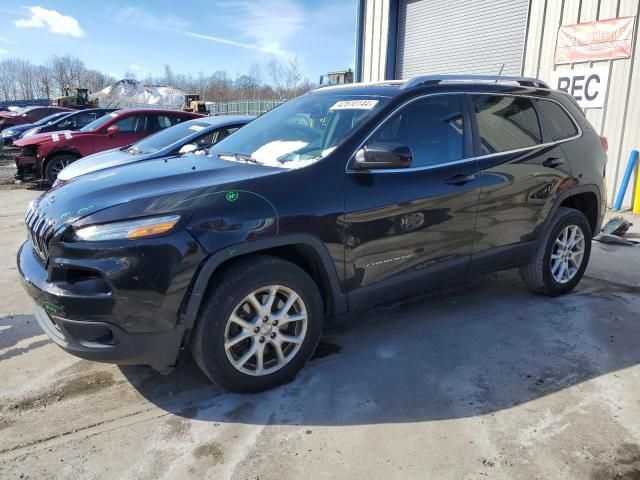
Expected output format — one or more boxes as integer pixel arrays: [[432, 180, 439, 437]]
[[57, 146, 154, 182], [14, 130, 80, 147], [0, 111, 18, 119], [5, 123, 35, 133], [31, 153, 282, 230]]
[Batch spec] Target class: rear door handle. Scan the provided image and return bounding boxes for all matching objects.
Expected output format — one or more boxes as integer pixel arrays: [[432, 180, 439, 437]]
[[445, 173, 477, 186], [543, 157, 564, 168]]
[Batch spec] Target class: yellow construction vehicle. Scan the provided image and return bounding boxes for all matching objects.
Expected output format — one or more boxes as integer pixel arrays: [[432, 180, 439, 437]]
[[51, 88, 98, 109], [182, 94, 207, 114]]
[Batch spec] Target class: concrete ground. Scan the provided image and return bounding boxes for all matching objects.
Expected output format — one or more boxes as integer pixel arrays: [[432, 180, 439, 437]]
[[1, 188, 639, 480]]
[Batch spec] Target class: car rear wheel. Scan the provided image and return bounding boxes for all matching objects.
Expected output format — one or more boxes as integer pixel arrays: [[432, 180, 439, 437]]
[[190, 255, 324, 393], [44, 154, 77, 184], [520, 207, 592, 296]]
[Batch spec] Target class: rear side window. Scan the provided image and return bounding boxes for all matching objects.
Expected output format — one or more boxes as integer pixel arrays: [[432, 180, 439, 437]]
[[368, 95, 465, 168], [472, 95, 542, 155], [535, 99, 579, 140]]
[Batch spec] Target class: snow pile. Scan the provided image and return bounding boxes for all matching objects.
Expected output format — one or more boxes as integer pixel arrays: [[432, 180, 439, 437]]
[[92, 79, 187, 107]]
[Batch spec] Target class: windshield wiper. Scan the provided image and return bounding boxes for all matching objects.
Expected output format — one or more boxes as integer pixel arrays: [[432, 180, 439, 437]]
[[218, 152, 259, 164]]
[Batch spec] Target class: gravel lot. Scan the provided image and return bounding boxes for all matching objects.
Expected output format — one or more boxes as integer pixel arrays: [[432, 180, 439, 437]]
[[0, 188, 639, 479]]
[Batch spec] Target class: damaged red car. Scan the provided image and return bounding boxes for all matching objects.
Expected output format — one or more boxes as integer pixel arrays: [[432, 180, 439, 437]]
[[14, 108, 203, 183]]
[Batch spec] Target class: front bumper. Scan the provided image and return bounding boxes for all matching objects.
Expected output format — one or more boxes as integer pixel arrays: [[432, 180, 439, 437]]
[[14, 152, 38, 178], [18, 231, 207, 370], [32, 303, 184, 371]]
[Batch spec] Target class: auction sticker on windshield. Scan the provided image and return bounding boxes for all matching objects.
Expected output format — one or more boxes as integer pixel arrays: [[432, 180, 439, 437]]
[[330, 100, 379, 110]]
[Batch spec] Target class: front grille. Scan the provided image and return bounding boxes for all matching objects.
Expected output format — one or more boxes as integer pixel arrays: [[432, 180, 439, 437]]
[[25, 205, 55, 263]]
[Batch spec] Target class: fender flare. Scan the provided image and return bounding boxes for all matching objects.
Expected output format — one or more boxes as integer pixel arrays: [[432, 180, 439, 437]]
[[43, 149, 82, 172], [182, 234, 348, 330], [548, 184, 603, 232]]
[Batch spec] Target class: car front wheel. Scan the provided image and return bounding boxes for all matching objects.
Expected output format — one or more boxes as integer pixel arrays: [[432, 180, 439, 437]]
[[44, 154, 77, 184], [190, 255, 324, 393]]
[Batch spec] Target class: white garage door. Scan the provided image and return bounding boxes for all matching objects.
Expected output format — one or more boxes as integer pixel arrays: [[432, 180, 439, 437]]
[[396, 0, 530, 79]]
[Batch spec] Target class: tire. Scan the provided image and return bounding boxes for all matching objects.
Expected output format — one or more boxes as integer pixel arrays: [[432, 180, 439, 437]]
[[520, 207, 592, 296], [190, 255, 324, 393], [44, 154, 77, 184]]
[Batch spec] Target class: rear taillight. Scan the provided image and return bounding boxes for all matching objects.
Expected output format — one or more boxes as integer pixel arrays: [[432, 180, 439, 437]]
[[600, 136, 608, 152]]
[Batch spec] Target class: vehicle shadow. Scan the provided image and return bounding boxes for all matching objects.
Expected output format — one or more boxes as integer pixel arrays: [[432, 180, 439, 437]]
[[120, 270, 640, 426], [0, 314, 46, 355]]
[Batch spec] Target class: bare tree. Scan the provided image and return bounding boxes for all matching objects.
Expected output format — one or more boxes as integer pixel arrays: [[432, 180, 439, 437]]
[[0, 54, 316, 103]]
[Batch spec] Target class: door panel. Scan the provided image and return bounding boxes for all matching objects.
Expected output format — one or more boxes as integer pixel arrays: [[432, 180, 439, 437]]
[[469, 94, 573, 271], [343, 94, 481, 306]]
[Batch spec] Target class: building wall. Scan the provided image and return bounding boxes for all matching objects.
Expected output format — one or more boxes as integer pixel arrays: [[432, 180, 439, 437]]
[[523, 0, 640, 209], [360, 0, 391, 82], [359, 0, 640, 208]]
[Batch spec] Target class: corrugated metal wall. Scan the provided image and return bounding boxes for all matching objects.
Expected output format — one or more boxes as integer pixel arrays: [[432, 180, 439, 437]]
[[396, 0, 529, 78], [361, 0, 391, 82], [523, 0, 640, 209]]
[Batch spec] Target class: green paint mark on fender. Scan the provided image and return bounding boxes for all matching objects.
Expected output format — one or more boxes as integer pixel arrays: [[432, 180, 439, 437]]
[[228, 248, 237, 256], [41, 301, 63, 315], [225, 191, 239, 202]]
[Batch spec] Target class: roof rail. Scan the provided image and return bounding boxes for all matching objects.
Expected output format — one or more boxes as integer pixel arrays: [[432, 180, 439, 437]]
[[402, 75, 550, 90]]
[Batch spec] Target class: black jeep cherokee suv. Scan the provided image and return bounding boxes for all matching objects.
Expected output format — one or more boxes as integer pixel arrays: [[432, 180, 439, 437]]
[[18, 75, 606, 392]]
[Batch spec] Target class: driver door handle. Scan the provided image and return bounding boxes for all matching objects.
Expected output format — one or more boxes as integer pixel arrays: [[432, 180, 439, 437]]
[[543, 157, 564, 168], [445, 173, 477, 186]]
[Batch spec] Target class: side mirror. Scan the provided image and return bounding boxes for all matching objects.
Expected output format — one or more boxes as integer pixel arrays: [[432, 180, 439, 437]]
[[179, 143, 198, 154], [106, 125, 119, 137], [352, 143, 412, 170]]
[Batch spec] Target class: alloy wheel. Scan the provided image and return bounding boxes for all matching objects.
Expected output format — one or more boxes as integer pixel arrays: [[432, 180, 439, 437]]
[[224, 285, 308, 376], [550, 224, 585, 284]]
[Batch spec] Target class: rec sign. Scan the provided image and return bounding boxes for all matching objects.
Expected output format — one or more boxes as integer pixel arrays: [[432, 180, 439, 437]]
[[549, 67, 610, 109]]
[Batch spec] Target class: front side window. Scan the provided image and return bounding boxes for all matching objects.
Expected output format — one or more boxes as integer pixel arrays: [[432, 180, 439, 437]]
[[30, 108, 50, 120], [367, 95, 465, 168], [473, 95, 542, 155], [115, 114, 149, 133], [210, 93, 389, 169]]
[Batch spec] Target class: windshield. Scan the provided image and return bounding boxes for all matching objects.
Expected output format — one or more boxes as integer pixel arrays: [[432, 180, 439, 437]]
[[211, 93, 388, 168], [128, 120, 211, 155], [34, 112, 70, 127], [80, 112, 118, 132]]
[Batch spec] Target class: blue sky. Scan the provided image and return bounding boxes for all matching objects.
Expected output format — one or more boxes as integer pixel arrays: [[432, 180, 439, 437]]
[[0, 1, 357, 83]]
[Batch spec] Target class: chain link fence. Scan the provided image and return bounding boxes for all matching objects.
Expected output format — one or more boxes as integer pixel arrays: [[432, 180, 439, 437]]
[[0, 99, 51, 107], [96, 99, 288, 116]]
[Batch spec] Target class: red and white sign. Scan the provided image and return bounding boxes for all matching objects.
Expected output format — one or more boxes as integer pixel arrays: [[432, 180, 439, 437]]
[[554, 16, 635, 64]]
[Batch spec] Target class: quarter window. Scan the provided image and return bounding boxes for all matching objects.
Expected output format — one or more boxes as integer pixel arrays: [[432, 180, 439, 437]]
[[472, 95, 542, 155], [367, 95, 465, 168], [535, 99, 579, 141]]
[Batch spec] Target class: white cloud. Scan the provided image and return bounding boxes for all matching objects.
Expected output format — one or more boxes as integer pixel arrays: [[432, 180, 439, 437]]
[[128, 64, 142, 71], [14, 6, 85, 38], [115, 6, 188, 30], [225, 0, 305, 56], [0, 48, 7, 56], [115, 3, 299, 57], [173, 29, 274, 54]]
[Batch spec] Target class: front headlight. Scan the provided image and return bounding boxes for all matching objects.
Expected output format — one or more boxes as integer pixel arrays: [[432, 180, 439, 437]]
[[22, 128, 39, 138], [2, 130, 14, 137], [73, 215, 181, 241]]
